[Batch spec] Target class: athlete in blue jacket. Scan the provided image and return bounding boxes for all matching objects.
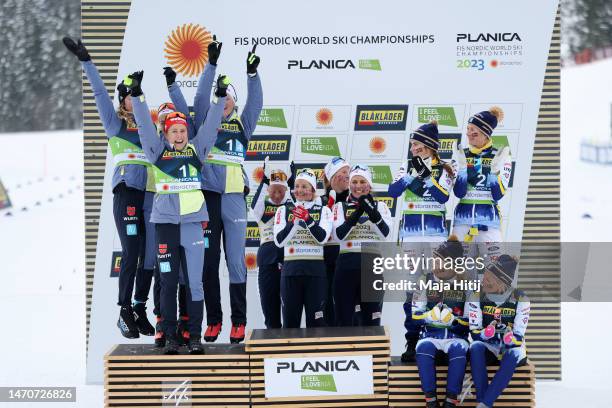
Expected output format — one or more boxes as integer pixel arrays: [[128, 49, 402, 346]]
[[63, 37, 155, 339], [125, 70, 228, 354], [167, 38, 263, 343], [468, 255, 530, 408]]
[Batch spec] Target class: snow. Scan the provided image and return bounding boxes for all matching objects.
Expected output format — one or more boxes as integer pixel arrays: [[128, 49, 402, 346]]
[[1, 58, 612, 406]]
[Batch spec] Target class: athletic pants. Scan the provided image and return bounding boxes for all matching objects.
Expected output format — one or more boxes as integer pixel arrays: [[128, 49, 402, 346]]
[[416, 337, 469, 396]]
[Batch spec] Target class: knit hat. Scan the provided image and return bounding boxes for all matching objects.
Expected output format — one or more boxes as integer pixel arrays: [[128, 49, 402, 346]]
[[157, 102, 176, 116], [410, 120, 439, 151], [432, 235, 464, 259], [117, 82, 131, 105], [269, 168, 288, 188], [467, 106, 504, 138], [295, 168, 317, 191], [486, 254, 518, 287], [164, 112, 188, 133], [349, 164, 373, 188], [324, 157, 350, 181]]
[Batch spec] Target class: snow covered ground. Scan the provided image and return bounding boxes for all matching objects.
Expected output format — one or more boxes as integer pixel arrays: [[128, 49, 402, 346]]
[[1, 59, 612, 407]]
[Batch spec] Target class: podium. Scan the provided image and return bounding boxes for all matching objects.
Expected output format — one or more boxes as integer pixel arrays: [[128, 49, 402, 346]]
[[388, 357, 535, 407], [245, 326, 391, 407], [104, 343, 250, 407]]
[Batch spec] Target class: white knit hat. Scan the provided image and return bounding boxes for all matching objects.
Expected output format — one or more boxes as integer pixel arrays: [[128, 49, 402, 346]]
[[349, 164, 373, 187], [295, 168, 317, 190], [324, 157, 350, 181]]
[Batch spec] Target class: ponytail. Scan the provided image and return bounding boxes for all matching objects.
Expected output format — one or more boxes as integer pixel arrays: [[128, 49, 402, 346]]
[[434, 152, 455, 179]]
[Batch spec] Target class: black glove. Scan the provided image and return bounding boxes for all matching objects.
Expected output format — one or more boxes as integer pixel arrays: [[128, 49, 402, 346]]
[[62, 37, 90, 61], [411, 156, 431, 180], [246, 44, 260, 75], [163, 66, 176, 87], [116, 82, 131, 104], [208, 35, 222, 66], [124, 71, 144, 97], [347, 205, 365, 226], [215, 74, 230, 97], [287, 161, 296, 189], [359, 194, 381, 223]]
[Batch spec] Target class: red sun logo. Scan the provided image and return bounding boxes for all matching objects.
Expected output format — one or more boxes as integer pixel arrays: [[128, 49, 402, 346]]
[[316, 108, 333, 126], [288, 247, 295, 254], [252, 167, 264, 184], [369, 137, 386, 154], [245, 253, 258, 271], [408, 203, 415, 209], [164, 24, 212, 77], [490, 59, 499, 68]]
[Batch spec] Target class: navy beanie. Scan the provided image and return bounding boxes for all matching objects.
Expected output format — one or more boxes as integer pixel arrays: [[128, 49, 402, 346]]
[[487, 254, 518, 287], [433, 235, 464, 259], [410, 120, 439, 151], [468, 106, 504, 138]]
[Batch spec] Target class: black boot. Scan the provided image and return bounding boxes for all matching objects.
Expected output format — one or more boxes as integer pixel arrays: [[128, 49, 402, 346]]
[[154, 316, 165, 347], [177, 315, 190, 345], [163, 333, 180, 355], [401, 335, 419, 362], [425, 392, 441, 408], [443, 393, 459, 408], [117, 306, 139, 339], [132, 303, 155, 336], [188, 335, 205, 355]]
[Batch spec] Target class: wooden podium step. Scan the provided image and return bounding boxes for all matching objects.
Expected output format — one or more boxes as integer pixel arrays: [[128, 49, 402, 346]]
[[246, 326, 391, 407], [104, 343, 250, 407], [388, 356, 535, 407]]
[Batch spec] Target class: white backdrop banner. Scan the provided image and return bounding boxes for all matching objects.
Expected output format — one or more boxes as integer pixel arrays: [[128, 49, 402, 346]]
[[87, 0, 559, 382]]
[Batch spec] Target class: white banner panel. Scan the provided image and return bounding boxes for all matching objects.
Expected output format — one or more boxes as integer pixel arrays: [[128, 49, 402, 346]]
[[87, 0, 559, 383], [264, 355, 373, 398]]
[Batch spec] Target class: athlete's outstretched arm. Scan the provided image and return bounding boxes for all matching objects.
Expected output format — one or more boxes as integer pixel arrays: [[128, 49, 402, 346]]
[[251, 181, 268, 221], [191, 91, 226, 160], [132, 94, 164, 163], [241, 45, 263, 140], [193, 63, 217, 127], [164, 67, 196, 138]]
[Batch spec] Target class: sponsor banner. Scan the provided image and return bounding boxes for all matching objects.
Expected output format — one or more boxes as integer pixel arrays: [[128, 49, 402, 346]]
[[409, 133, 461, 161], [412, 105, 467, 131], [110, 252, 122, 278], [297, 105, 352, 132], [264, 355, 373, 398], [372, 192, 398, 217], [246, 135, 292, 161], [256, 106, 295, 132], [468, 103, 524, 130], [350, 133, 407, 161], [354, 105, 408, 131], [357, 163, 401, 191], [296, 134, 348, 160], [246, 221, 261, 247]]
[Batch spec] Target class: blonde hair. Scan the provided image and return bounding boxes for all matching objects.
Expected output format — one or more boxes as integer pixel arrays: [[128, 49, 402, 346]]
[[117, 104, 136, 128]]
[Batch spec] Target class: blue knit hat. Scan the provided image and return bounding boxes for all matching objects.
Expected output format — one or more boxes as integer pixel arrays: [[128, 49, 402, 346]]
[[410, 120, 439, 151], [487, 254, 517, 287], [468, 106, 504, 138]]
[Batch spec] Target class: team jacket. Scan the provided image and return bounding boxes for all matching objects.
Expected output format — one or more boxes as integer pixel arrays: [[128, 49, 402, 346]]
[[82, 60, 147, 191], [332, 196, 392, 254], [411, 273, 470, 339], [170, 64, 263, 194], [453, 143, 512, 228], [388, 157, 454, 238], [132, 93, 225, 224], [273, 200, 332, 262], [251, 181, 292, 266], [468, 290, 530, 349]]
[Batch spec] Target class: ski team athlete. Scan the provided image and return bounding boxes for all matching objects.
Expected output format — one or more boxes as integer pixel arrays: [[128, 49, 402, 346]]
[[126, 69, 229, 354], [453, 107, 511, 250], [332, 165, 391, 326], [63, 37, 155, 339], [321, 157, 350, 325], [468, 255, 530, 408], [169, 37, 263, 343], [250, 157, 292, 329], [150, 103, 190, 347], [274, 169, 333, 328], [412, 238, 470, 408], [387, 120, 455, 362]]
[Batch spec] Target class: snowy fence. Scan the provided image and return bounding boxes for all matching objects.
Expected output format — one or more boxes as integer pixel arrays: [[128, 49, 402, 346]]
[[580, 141, 612, 164]]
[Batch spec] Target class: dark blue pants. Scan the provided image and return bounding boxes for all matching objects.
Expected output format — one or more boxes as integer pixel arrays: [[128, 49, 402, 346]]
[[281, 272, 327, 328], [112, 183, 146, 306], [258, 263, 282, 329]]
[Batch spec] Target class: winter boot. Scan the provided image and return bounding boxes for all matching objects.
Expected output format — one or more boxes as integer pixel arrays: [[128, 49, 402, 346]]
[[132, 302, 155, 336], [443, 393, 459, 408], [188, 335, 205, 355], [163, 333, 180, 355], [401, 335, 419, 362], [117, 306, 139, 339], [177, 315, 190, 345], [204, 323, 222, 342], [154, 316, 165, 347], [230, 324, 246, 344], [425, 392, 441, 408]]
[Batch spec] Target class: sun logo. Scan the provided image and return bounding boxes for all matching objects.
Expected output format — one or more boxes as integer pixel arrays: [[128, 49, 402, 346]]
[[252, 167, 264, 184], [369, 137, 386, 154], [316, 108, 333, 126], [245, 253, 258, 271], [164, 24, 212, 77]]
